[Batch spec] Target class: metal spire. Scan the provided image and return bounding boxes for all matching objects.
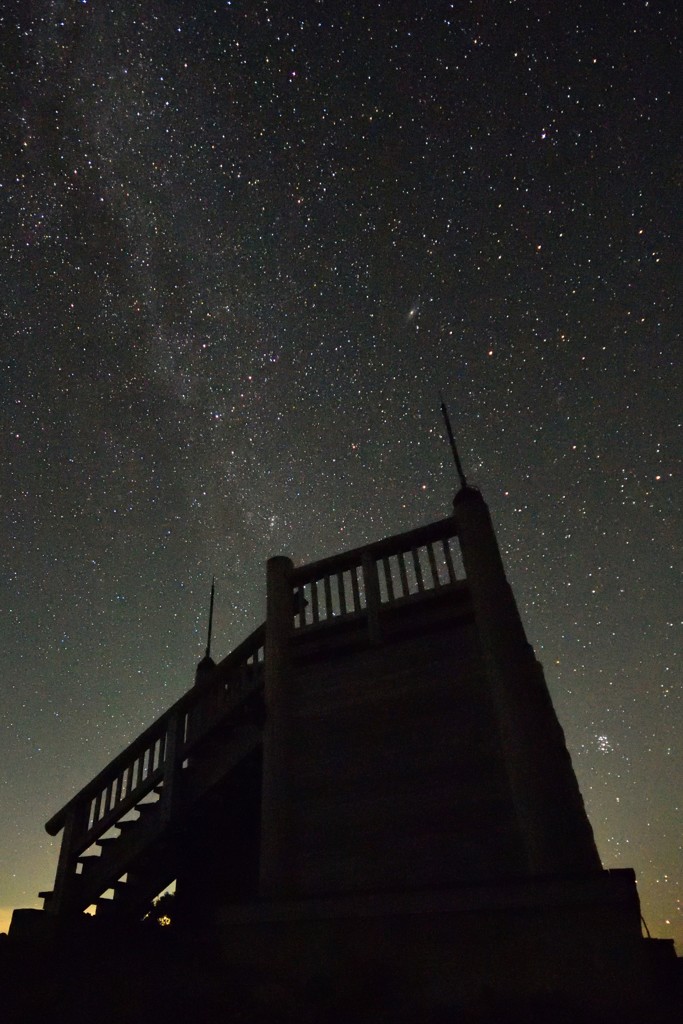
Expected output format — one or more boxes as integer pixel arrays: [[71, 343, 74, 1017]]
[[439, 395, 468, 492], [205, 577, 215, 659]]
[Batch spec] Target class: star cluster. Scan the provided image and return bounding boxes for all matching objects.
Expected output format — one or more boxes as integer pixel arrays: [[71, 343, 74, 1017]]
[[1, 2, 680, 945]]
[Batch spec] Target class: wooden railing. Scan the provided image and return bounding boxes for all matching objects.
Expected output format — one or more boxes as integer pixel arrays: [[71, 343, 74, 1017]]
[[45, 625, 265, 912], [291, 516, 463, 631]]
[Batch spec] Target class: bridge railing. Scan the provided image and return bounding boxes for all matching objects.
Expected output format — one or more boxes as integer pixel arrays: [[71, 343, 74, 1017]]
[[290, 516, 463, 630], [44, 624, 265, 912]]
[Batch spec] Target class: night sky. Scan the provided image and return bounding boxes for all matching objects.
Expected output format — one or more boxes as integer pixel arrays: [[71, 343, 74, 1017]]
[[1, 2, 680, 947]]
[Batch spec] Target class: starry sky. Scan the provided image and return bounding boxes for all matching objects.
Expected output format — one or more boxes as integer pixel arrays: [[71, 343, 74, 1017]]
[[1, 1, 680, 946]]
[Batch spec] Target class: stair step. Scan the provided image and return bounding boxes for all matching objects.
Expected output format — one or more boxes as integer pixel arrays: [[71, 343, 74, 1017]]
[[38, 890, 53, 899], [51, 713, 258, 920], [136, 799, 160, 811], [77, 854, 101, 870], [96, 885, 154, 915]]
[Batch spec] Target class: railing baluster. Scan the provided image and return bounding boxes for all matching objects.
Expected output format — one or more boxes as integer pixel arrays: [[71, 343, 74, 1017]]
[[337, 572, 347, 615], [160, 711, 182, 827], [323, 573, 333, 619], [311, 579, 320, 623], [396, 551, 409, 596], [362, 553, 381, 642], [382, 557, 395, 603], [295, 587, 307, 628], [112, 772, 122, 811], [350, 565, 361, 612], [411, 548, 425, 592], [96, 786, 108, 823], [427, 542, 441, 588], [442, 537, 456, 583]]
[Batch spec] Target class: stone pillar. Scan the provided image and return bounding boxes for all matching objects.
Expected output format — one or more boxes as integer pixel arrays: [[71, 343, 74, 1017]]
[[259, 555, 295, 896], [452, 487, 601, 876]]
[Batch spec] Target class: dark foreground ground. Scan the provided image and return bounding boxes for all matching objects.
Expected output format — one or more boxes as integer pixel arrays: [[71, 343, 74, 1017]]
[[2, 921, 681, 1024]]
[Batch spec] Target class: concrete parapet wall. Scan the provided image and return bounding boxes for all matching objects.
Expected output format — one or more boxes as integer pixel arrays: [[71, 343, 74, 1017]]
[[215, 870, 666, 1021], [273, 596, 529, 897]]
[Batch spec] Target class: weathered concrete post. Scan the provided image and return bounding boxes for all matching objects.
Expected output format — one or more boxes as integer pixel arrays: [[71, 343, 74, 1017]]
[[45, 800, 89, 916], [452, 486, 601, 876], [259, 555, 295, 896]]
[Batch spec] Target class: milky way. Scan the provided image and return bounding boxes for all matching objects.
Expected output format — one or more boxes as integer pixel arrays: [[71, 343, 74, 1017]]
[[1, 2, 680, 945]]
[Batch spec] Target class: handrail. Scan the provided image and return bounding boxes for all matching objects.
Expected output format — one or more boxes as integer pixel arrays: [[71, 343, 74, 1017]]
[[45, 623, 265, 836], [46, 519, 461, 838], [291, 516, 457, 585], [290, 516, 462, 632]]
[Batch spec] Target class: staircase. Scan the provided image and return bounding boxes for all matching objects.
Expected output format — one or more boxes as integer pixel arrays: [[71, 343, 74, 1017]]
[[41, 515, 464, 921], [40, 626, 265, 919]]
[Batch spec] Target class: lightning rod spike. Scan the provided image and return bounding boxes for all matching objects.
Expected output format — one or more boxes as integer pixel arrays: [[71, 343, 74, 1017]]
[[205, 576, 215, 659], [439, 395, 468, 492]]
